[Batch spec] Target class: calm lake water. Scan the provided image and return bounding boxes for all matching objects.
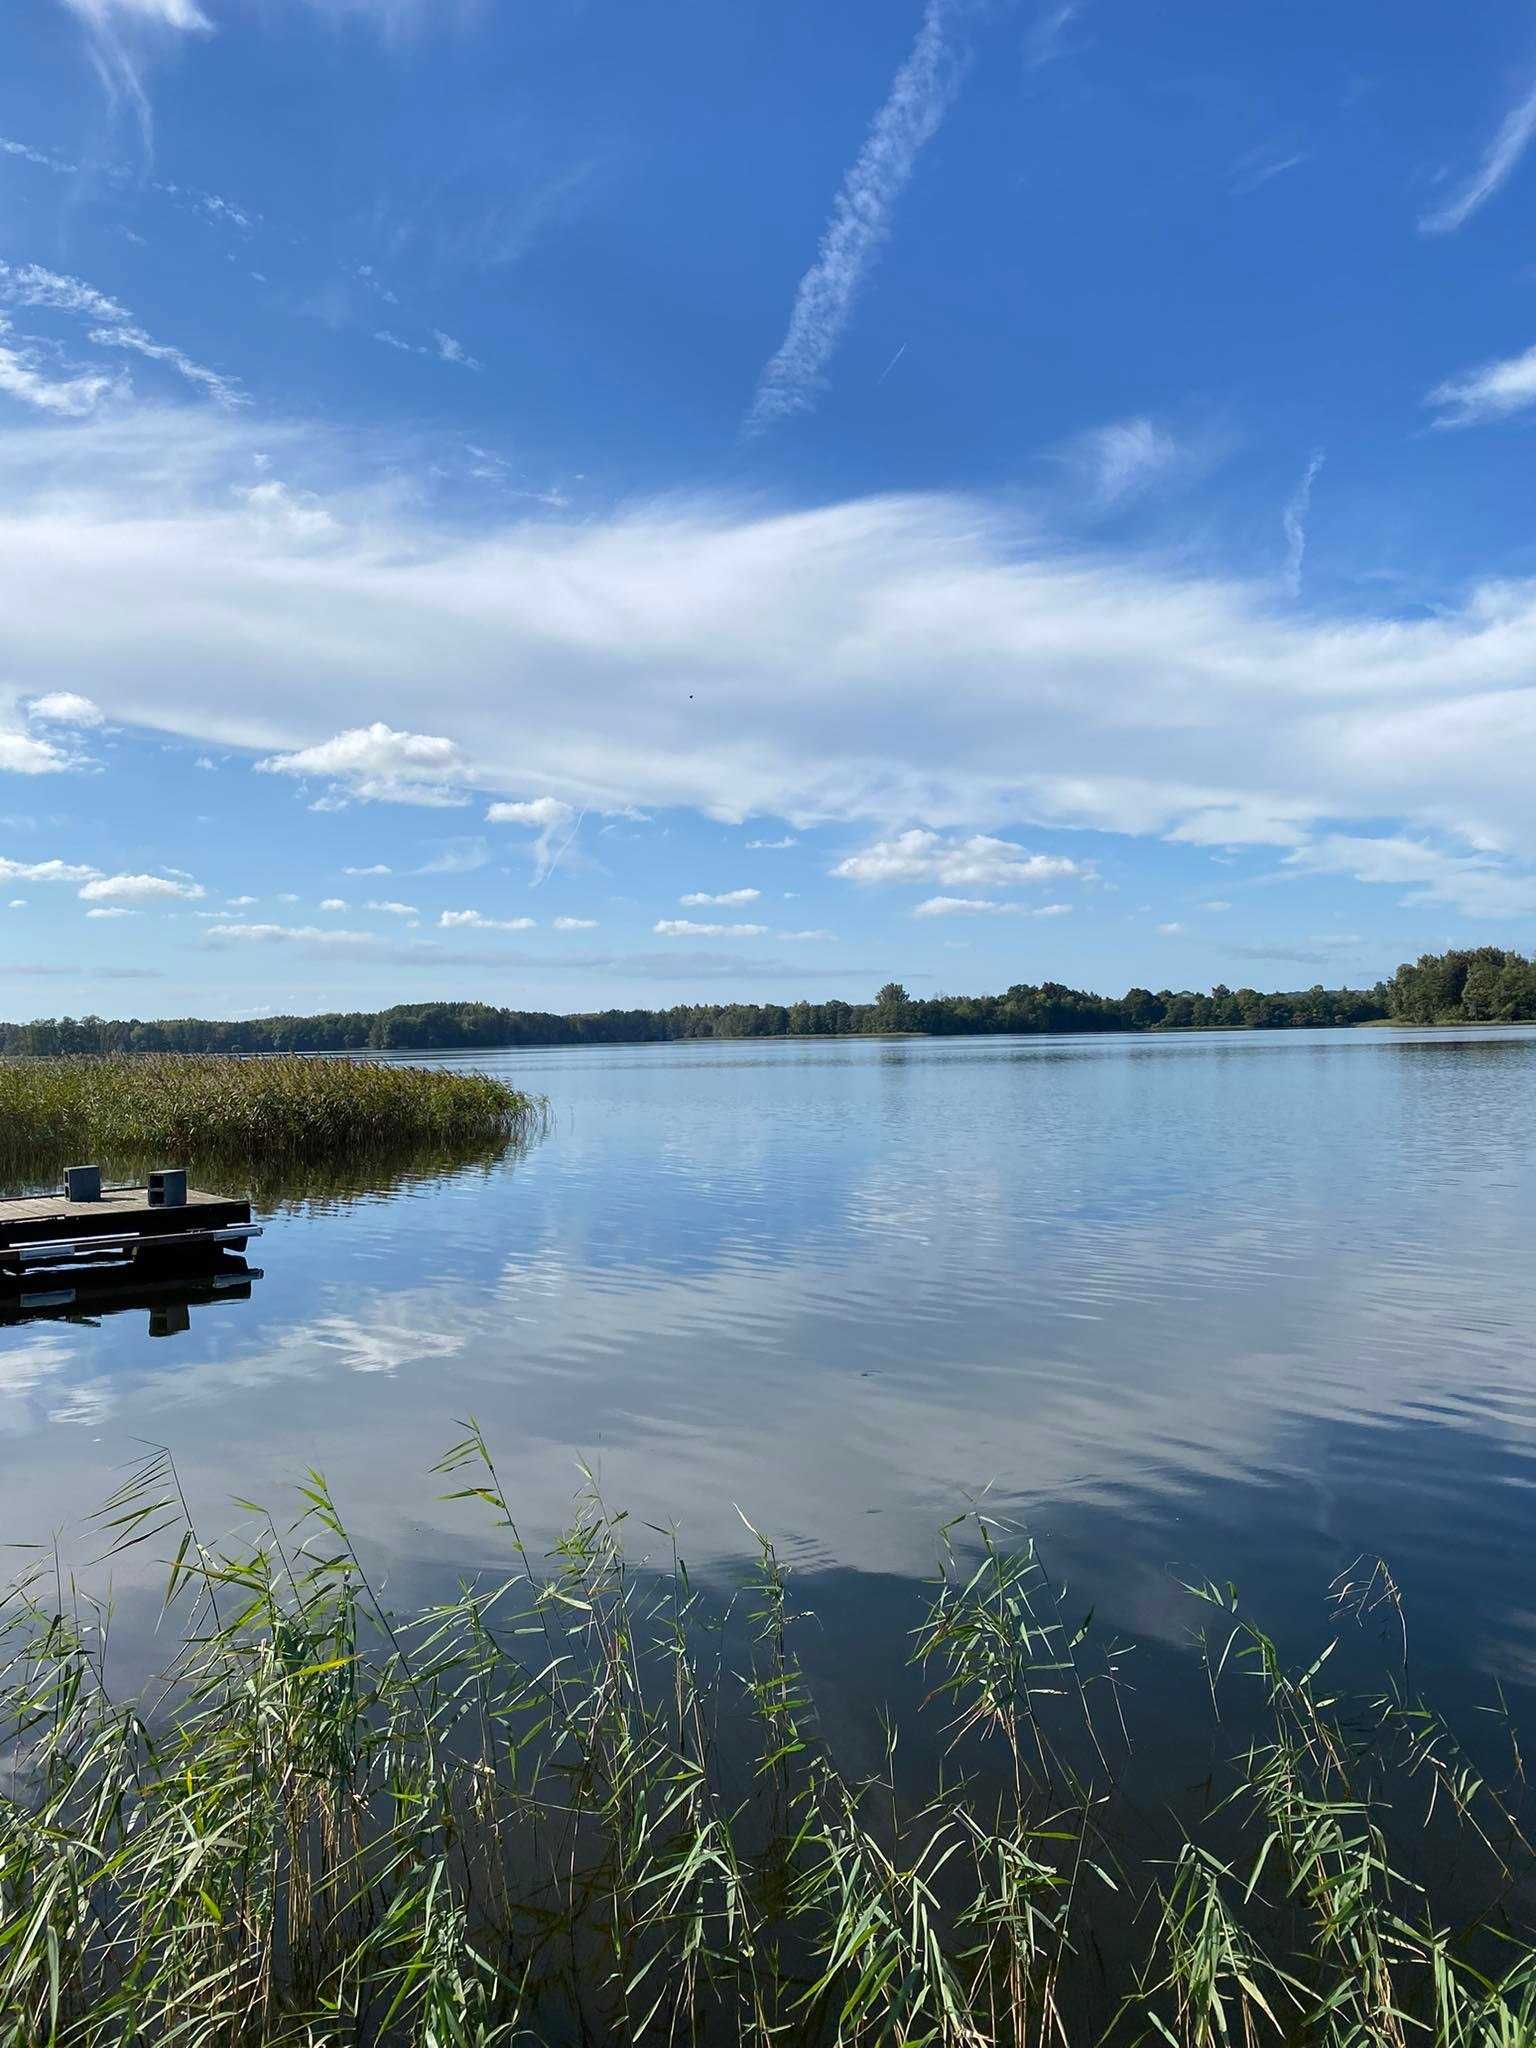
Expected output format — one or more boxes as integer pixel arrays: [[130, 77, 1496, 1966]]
[[4, 1024, 1536, 1721]]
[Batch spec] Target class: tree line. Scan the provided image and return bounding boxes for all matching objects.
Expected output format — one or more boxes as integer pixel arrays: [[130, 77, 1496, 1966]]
[[1383, 947, 1536, 1024], [0, 976, 1402, 1055]]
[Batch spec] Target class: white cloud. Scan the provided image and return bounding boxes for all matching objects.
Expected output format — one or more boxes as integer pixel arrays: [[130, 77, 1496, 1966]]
[[366, 898, 420, 917], [342, 864, 391, 876], [319, 896, 348, 910], [487, 796, 573, 828], [1026, 0, 1081, 68], [438, 908, 536, 930], [1428, 343, 1536, 427], [433, 330, 480, 370], [0, 322, 120, 418], [746, 835, 797, 849], [78, 872, 203, 903], [28, 690, 103, 726], [0, 856, 99, 883], [487, 795, 579, 881], [1201, 898, 1233, 912], [258, 722, 466, 807], [0, 263, 240, 406], [225, 893, 256, 906], [87, 324, 244, 404], [414, 836, 489, 875], [376, 328, 482, 371], [654, 918, 771, 937], [1, 138, 80, 174], [835, 831, 1085, 888], [747, 0, 969, 428], [203, 921, 380, 944], [20, 423, 1536, 907], [1420, 75, 1536, 234], [913, 895, 1072, 917], [86, 904, 135, 918], [1068, 416, 1183, 506], [0, 726, 80, 773], [778, 927, 837, 940], [61, 0, 211, 25], [680, 887, 761, 905], [1281, 449, 1324, 595], [552, 914, 598, 930], [239, 479, 335, 540], [0, 264, 129, 322], [1165, 802, 1313, 848], [1282, 833, 1536, 919], [1156, 921, 1185, 935]]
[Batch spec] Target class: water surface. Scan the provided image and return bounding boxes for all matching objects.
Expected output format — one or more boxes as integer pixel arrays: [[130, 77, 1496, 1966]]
[[3, 1025, 1534, 1713]]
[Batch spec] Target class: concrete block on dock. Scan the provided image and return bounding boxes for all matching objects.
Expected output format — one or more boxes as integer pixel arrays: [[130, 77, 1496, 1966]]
[[63, 1165, 101, 1203]]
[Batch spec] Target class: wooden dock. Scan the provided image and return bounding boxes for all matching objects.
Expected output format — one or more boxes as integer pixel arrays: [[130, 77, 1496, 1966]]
[[0, 1180, 259, 1277]]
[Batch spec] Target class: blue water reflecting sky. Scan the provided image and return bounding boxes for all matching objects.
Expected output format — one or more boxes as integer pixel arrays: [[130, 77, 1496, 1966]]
[[3, 1026, 1535, 1707]]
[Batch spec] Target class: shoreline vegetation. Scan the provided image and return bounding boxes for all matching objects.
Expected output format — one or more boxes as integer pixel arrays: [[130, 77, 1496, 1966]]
[[0, 948, 1530, 1055], [5, 1442, 1536, 2044], [0, 1054, 538, 1187]]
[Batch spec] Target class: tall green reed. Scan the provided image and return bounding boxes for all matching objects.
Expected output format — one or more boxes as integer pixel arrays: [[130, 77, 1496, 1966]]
[[0, 1053, 540, 1194], [1, 1438, 1533, 2045]]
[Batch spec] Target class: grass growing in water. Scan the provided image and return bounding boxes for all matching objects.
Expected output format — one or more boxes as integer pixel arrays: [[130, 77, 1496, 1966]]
[[0, 1054, 538, 1187], [3, 1438, 1535, 2045]]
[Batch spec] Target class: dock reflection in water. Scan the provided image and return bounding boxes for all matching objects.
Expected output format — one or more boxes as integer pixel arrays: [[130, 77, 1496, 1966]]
[[0, 1254, 264, 1337]]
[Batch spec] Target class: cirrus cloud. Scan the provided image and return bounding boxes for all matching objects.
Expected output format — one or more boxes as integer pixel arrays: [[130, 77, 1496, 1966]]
[[1419, 75, 1536, 235], [1428, 342, 1536, 429], [15, 421, 1536, 923], [0, 328, 121, 419]]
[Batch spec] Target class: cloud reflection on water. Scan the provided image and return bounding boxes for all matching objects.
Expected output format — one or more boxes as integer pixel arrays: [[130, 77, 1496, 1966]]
[[1, 1029, 1534, 1688]]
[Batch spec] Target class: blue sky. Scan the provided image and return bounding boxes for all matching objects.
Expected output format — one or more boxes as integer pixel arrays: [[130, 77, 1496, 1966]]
[[4, 0, 1536, 1018]]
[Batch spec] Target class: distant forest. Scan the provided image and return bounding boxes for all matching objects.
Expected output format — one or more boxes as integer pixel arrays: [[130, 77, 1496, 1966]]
[[1, 950, 1530, 1054]]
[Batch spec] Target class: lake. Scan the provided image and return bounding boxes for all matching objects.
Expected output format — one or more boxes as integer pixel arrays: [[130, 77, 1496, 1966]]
[[4, 1023, 1536, 1725]]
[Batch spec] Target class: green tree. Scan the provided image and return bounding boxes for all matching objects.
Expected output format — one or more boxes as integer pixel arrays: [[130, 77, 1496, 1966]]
[[873, 982, 913, 1032]]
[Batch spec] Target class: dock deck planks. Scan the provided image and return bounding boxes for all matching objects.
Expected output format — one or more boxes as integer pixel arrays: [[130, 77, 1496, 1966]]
[[0, 1186, 256, 1270]]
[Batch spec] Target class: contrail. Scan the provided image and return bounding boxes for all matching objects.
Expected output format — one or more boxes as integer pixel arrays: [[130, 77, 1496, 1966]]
[[533, 805, 587, 887], [745, 0, 971, 432], [1282, 449, 1325, 596]]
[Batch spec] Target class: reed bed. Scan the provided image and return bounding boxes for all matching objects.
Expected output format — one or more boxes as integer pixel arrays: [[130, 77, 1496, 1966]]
[[0, 1054, 538, 1186], [2, 1438, 1534, 2045]]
